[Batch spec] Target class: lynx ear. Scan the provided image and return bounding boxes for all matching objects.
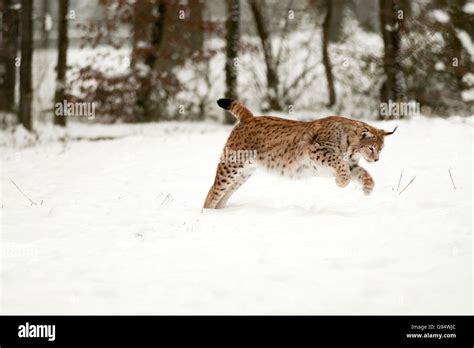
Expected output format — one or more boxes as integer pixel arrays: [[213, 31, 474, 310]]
[[383, 126, 398, 136]]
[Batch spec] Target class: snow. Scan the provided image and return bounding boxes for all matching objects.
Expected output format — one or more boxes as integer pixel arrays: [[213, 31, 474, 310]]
[[0, 116, 472, 314], [431, 10, 450, 24], [435, 61, 445, 71], [462, 89, 474, 102], [462, 74, 474, 102], [463, 2, 474, 14], [456, 29, 474, 61]]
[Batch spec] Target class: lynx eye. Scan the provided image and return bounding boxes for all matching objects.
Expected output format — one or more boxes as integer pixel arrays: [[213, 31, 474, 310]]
[[369, 146, 375, 153], [361, 129, 372, 139]]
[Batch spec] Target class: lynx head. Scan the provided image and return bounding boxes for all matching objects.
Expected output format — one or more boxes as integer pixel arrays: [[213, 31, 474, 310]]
[[356, 125, 397, 162]]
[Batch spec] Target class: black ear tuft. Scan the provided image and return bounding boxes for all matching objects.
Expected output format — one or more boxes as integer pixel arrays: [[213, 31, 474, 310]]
[[383, 125, 398, 136], [217, 98, 233, 110]]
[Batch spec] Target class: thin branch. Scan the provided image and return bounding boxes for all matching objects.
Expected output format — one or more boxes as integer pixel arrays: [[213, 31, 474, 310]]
[[248, 56, 265, 97], [399, 176, 416, 195], [448, 168, 456, 190], [281, 23, 319, 98], [282, 61, 320, 98], [275, 0, 295, 68], [9, 177, 37, 205]]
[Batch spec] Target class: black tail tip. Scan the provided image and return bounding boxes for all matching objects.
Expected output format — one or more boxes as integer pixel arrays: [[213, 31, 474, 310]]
[[217, 98, 233, 110]]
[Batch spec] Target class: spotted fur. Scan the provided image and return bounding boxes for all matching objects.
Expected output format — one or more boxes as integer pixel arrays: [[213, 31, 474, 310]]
[[204, 99, 396, 209]]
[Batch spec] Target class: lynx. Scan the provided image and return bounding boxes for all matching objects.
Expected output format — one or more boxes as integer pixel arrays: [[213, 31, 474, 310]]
[[204, 99, 397, 209]]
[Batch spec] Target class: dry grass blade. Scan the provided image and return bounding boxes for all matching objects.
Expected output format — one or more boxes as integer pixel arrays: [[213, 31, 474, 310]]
[[448, 168, 456, 190], [161, 193, 172, 206], [399, 176, 416, 195], [9, 177, 37, 205], [396, 169, 404, 192]]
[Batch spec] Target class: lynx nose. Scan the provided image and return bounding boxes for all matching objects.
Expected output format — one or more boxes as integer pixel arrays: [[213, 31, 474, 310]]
[[374, 158, 379, 162]]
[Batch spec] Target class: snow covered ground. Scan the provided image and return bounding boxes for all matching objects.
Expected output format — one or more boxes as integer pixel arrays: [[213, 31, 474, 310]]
[[0, 116, 472, 314]]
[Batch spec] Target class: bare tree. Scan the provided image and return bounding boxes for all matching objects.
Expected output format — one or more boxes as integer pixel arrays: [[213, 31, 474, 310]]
[[223, 0, 239, 124], [0, 0, 19, 113], [54, 0, 69, 126], [135, 0, 167, 122], [248, 0, 282, 111], [321, 0, 336, 107], [19, 0, 33, 130]]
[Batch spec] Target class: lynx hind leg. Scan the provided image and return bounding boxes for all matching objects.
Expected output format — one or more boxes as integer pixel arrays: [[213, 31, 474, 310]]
[[351, 164, 374, 195], [215, 168, 254, 208], [204, 162, 253, 209]]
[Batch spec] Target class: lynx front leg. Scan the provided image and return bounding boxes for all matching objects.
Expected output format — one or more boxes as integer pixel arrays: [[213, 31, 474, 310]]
[[350, 164, 374, 195], [308, 146, 351, 188]]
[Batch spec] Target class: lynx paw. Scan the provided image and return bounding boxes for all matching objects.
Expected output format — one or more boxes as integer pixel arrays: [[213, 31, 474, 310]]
[[363, 185, 373, 195], [362, 179, 374, 195], [336, 174, 351, 188]]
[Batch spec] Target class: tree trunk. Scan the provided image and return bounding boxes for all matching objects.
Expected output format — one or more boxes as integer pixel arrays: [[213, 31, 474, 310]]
[[19, 0, 33, 130], [322, 0, 336, 107], [134, 1, 166, 122], [146, 2, 166, 70], [0, 0, 19, 112], [131, 0, 152, 68], [248, 0, 282, 111], [41, 0, 50, 48], [446, 0, 466, 91], [223, 0, 239, 124], [379, 0, 403, 119], [54, 0, 69, 126]]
